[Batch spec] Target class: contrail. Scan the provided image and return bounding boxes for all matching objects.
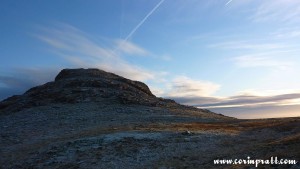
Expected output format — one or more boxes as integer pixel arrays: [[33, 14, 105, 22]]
[[225, 0, 233, 6], [124, 0, 165, 41]]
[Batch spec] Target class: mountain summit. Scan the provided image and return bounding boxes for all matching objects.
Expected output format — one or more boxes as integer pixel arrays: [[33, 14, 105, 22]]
[[0, 68, 227, 120]]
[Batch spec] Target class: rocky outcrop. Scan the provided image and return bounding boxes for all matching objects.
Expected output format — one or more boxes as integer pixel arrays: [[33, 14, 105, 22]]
[[54, 68, 154, 96], [0, 68, 189, 113]]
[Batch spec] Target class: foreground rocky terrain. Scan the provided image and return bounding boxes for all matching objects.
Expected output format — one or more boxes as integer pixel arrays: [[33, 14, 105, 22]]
[[0, 68, 299, 169]]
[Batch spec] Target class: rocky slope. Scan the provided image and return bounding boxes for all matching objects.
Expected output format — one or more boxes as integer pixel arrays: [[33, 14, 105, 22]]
[[0, 68, 299, 169], [0, 68, 227, 120]]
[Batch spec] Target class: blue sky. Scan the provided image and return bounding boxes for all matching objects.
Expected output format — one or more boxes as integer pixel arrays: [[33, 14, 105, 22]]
[[1, 0, 300, 118]]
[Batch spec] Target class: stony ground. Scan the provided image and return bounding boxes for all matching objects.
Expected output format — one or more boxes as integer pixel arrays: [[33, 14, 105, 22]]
[[1, 102, 299, 169]]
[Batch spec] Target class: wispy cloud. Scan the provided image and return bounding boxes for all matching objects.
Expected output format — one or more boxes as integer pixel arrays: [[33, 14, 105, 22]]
[[166, 76, 221, 97], [167, 96, 223, 106], [209, 41, 286, 50], [169, 93, 300, 109], [36, 23, 117, 60], [115, 39, 149, 56], [252, 0, 300, 23], [233, 55, 294, 70], [36, 23, 158, 81], [203, 93, 300, 108]]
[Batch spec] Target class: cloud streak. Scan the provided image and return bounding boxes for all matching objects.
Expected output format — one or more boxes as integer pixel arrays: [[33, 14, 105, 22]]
[[115, 39, 149, 56], [225, 0, 233, 6], [164, 76, 221, 97], [36, 23, 158, 82], [124, 0, 165, 41], [209, 41, 287, 50], [233, 55, 294, 70], [169, 93, 300, 109]]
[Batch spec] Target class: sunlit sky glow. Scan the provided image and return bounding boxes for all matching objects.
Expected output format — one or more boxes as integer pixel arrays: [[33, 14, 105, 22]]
[[1, 0, 300, 119]]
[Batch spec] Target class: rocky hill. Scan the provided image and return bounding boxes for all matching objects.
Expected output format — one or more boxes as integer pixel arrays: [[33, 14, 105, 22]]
[[0, 68, 226, 119], [0, 68, 299, 169]]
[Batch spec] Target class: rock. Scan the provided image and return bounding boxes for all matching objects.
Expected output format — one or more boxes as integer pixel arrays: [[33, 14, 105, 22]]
[[182, 130, 192, 136]]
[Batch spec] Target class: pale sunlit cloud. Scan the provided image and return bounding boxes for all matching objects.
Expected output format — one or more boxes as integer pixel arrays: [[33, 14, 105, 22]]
[[209, 104, 300, 119], [233, 55, 294, 70], [170, 92, 300, 109], [115, 39, 149, 56], [279, 98, 300, 106], [166, 76, 221, 97]]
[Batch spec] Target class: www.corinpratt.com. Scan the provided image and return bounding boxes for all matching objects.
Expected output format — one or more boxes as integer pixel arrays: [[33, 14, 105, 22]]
[[214, 156, 298, 167]]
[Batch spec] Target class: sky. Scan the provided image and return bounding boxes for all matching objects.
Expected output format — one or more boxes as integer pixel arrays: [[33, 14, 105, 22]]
[[1, 0, 300, 119]]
